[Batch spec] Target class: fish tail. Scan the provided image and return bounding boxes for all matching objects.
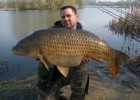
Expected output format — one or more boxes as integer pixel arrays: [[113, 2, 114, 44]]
[[109, 50, 129, 76], [109, 58, 119, 76]]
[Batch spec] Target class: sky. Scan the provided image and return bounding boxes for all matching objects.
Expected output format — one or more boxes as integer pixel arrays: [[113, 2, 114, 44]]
[[99, 0, 125, 1], [0, 0, 126, 2]]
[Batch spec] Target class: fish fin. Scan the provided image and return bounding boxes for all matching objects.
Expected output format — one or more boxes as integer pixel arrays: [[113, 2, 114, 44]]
[[96, 58, 105, 63], [109, 59, 119, 76], [57, 66, 69, 77], [90, 50, 128, 76], [109, 50, 129, 76], [37, 53, 49, 70]]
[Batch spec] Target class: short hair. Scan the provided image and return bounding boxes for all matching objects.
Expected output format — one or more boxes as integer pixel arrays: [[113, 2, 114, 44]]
[[60, 6, 77, 14]]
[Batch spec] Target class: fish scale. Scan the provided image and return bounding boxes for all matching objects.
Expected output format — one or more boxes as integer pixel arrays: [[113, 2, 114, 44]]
[[12, 28, 129, 77]]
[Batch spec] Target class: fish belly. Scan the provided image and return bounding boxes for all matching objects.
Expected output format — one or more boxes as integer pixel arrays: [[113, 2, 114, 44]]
[[46, 54, 83, 67]]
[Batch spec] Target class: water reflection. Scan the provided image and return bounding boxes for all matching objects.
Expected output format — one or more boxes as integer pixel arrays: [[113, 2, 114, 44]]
[[9, 10, 60, 39], [109, 24, 140, 56], [120, 38, 140, 56]]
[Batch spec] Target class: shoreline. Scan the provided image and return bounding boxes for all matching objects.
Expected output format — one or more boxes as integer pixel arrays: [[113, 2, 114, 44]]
[[0, 56, 140, 100]]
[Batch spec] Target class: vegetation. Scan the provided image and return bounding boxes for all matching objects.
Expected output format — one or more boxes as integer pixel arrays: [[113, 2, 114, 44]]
[[0, 0, 82, 10], [1, 0, 140, 10], [0, 76, 37, 100], [109, 10, 140, 40]]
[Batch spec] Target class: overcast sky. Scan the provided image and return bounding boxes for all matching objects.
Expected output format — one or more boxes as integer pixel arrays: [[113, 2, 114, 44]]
[[99, 0, 125, 1]]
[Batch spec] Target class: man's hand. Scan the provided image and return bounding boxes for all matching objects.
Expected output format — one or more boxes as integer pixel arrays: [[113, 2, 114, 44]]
[[80, 57, 91, 65]]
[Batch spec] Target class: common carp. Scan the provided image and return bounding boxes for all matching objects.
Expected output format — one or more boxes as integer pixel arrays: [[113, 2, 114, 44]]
[[12, 28, 129, 77]]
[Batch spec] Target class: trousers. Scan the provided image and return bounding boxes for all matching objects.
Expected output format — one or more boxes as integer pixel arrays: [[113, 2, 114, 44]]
[[36, 62, 89, 100]]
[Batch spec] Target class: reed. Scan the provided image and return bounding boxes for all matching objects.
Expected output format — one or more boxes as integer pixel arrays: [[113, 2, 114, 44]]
[[109, 10, 140, 40]]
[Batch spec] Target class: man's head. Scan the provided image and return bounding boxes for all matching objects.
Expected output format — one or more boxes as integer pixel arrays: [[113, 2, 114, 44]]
[[60, 6, 79, 29]]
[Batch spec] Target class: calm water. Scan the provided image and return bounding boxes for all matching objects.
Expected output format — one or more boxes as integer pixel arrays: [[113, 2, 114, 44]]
[[0, 8, 140, 81]]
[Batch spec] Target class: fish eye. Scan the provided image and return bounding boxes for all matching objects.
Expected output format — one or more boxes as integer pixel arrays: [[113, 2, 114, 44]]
[[19, 44, 23, 47], [17, 42, 23, 47]]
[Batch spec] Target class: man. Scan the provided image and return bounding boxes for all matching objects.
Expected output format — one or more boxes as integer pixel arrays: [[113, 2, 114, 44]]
[[37, 6, 91, 100]]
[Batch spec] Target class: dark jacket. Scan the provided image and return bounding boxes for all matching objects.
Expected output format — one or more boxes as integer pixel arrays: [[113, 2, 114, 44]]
[[53, 20, 83, 29]]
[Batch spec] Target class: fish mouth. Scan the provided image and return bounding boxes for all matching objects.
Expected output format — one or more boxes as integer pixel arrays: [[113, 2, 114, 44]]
[[12, 47, 21, 55], [12, 47, 16, 52], [12, 47, 18, 54]]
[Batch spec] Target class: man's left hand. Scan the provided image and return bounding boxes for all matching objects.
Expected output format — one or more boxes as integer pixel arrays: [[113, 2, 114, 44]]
[[80, 57, 91, 65]]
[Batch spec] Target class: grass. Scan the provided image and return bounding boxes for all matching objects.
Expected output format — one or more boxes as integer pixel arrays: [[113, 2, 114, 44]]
[[0, 75, 38, 100]]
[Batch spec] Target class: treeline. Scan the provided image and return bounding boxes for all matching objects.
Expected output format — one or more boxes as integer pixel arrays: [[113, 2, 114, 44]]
[[0, 0, 82, 10], [96, 1, 130, 8]]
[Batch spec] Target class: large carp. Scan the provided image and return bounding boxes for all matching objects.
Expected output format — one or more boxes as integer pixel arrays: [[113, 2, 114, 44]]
[[12, 28, 129, 77]]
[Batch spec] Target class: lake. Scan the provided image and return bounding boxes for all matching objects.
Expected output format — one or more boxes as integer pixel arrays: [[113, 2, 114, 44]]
[[0, 7, 140, 81]]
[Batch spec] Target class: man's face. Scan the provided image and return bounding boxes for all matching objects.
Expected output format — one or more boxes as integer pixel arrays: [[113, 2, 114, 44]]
[[60, 8, 79, 29]]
